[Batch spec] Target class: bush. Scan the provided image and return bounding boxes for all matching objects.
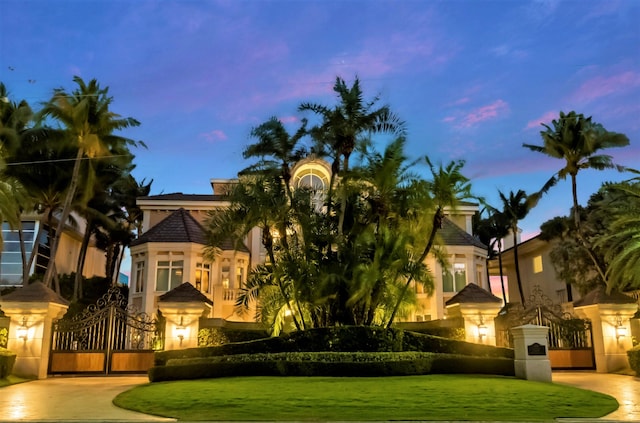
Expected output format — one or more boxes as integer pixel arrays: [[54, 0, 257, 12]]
[[0, 349, 17, 379], [628, 345, 640, 375], [149, 351, 514, 382]]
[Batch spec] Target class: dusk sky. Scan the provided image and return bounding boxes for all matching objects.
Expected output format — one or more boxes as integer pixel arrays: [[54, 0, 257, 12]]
[[1, 0, 639, 240]]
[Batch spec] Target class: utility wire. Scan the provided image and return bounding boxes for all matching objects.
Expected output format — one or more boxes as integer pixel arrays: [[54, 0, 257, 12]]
[[5, 154, 132, 166]]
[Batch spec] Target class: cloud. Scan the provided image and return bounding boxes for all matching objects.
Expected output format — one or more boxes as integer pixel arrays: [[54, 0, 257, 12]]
[[525, 111, 558, 130], [199, 129, 228, 143], [571, 71, 640, 104], [457, 99, 509, 128], [278, 116, 299, 124]]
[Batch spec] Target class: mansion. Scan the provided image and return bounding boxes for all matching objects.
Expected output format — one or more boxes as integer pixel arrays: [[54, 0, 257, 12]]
[[128, 159, 490, 322]]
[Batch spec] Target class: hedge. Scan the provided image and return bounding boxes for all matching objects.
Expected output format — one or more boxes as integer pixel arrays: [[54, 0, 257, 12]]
[[628, 345, 640, 375], [154, 326, 513, 366], [148, 351, 514, 382], [0, 349, 16, 379]]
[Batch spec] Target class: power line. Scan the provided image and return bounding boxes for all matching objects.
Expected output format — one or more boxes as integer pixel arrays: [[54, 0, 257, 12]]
[[5, 154, 132, 166]]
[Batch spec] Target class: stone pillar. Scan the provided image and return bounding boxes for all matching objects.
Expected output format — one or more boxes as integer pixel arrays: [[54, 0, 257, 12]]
[[157, 282, 213, 350], [512, 324, 552, 382], [444, 283, 503, 345], [574, 303, 637, 373], [0, 282, 69, 379]]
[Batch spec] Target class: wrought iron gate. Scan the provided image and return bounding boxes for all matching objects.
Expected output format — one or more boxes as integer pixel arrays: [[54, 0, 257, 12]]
[[49, 287, 164, 374], [495, 285, 595, 370]]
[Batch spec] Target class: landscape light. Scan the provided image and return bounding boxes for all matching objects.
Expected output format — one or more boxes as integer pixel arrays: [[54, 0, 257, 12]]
[[17, 317, 28, 342], [175, 316, 186, 346], [615, 314, 627, 339]]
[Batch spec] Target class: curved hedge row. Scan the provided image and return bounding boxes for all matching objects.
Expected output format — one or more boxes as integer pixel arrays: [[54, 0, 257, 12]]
[[154, 326, 513, 366], [149, 351, 515, 382]]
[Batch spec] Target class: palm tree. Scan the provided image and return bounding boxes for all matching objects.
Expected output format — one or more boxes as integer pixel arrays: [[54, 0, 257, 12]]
[[523, 111, 629, 283], [387, 157, 474, 327], [474, 208, 510, 304], [38, 76, 141, 288], [299, 76, 405, 235], [498, 190, 532, 305]]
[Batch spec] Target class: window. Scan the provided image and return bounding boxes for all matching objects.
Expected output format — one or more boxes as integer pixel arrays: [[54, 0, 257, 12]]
[[1, 221, 38, 285], [533, 255, 543, 274], [236, 259, 245, 286], [156, 260, 183, 291], [221, 258, 231, 289], [195, 262, 211, 293], [442, 263, 466, 292], [134, 261, 145, 293], [295, 169, 328, 211]]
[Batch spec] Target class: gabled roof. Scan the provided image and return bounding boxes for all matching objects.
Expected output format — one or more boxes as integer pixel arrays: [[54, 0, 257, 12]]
[[131, 208, 208, 246], [0, 281, 70, 306], [439, 217, 487, 249], [573, 285, 638, 307], [158, 282, 213, 305], [445, 283, 502, 305]]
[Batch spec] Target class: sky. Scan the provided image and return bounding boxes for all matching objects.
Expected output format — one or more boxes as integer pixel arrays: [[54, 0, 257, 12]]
[[1, 0, 639, 244]]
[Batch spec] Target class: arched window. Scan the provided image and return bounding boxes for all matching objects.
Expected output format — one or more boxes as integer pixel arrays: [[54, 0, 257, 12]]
[[294, 169, 328, 211]]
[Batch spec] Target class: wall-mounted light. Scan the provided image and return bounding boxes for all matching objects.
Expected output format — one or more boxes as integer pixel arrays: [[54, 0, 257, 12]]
[[615, 314, 627, 339], [477, 314, 487, 340], [175, 316, 186, 346], [16, 317, 28, 343]]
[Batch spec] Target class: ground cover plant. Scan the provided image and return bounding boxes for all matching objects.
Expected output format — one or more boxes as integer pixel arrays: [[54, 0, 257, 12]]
[[114, 375, 618, 421]]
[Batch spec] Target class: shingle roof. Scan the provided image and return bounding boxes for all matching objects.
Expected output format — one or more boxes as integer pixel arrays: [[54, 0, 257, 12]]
[[445, 283, 502, 305], [0, 281, 70, 305], [138, 193, 227, 201], [131, 208, 208, 246], [439, 217, 487, 249], [158, 282, 213, 305], [573, 285, 638, 307]]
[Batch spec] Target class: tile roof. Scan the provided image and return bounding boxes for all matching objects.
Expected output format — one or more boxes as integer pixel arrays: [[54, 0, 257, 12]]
[[445, 283, 502, 305], [158, 282, 213, 305], [439, 217, 487, 249], [573, 285, 638, 307], [0, 281, 70, 305], [131, 208, 208, 246]]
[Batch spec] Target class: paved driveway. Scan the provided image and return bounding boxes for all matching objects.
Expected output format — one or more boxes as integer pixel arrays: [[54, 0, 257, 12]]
[[0, 376, 174, 422]]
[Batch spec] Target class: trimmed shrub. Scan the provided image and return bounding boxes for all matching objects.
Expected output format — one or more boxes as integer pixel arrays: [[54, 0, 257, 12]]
[[0, 349, 17, 379], [628, 345, 640, 375]]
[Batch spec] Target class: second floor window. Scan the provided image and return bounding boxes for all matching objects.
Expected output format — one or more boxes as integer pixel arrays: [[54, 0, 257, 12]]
[[443, 262, 466, 293], [156, 260, 183, 291], [134, 261, 145, 293], [195, 262, 211, 293]]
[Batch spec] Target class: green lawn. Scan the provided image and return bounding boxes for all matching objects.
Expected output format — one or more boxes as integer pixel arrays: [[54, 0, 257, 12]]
[[114, 375, 618, 421]]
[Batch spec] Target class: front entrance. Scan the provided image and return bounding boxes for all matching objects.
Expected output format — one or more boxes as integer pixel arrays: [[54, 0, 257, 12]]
[[496, 285, 595, 370], [49, 287, 164, 374]]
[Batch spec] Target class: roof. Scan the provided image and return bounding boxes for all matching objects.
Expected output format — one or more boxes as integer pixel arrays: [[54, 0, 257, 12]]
[[0, 281, 70, 305], [573, 285, 638, 307], [130, 208, 250, 253], [131, 208, 208, 246], [445, 283, 502, 305], [439, 217, 487, 249], [138, 193, 227, 202], [158, 282, 213, 305]]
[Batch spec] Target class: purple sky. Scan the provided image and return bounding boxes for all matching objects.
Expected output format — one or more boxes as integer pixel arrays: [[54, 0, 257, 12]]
[[1, 0, 639, 239]]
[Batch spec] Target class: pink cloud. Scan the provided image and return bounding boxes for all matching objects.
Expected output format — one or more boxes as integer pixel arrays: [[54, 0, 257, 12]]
[[572, 71, 640, 104], [199, 129, 228, 143], [525, 110, 558, 130], [442, 116, 456, 123], [278, 116, 299, 124], [458, 99, 509, 128]]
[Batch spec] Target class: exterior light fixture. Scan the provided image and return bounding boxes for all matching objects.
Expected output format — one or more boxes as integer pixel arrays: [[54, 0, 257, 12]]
[[477, 314, 488, 340], [175, 316, 186, 346], [16, 317, 28, 343], [615, 314, 627, 339]]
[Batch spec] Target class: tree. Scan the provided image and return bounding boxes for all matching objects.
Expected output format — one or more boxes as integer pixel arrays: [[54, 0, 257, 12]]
[[38, 77, 141, 288], [299, 76, 405, 235], [474, 207, 510, 303], [523, 111, 630, 283], [387, 157, 474, 327], [498, 190, 532, 304]]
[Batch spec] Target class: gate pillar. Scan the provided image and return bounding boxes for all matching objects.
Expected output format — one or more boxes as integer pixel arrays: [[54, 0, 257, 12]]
[[158, 282, 213, 350], [512, 324, 552, 382], [573, 287, 637, 373], [0, 282, 69, 379]]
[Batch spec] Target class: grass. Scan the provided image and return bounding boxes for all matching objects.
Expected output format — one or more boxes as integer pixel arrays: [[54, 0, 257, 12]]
[[114, 375, 618, 421], [0, 375, 33, 388]]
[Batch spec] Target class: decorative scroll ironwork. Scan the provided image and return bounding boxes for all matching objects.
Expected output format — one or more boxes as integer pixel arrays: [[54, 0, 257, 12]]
[[52, 287, 164, 352], [495, 284, 592, 350]]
